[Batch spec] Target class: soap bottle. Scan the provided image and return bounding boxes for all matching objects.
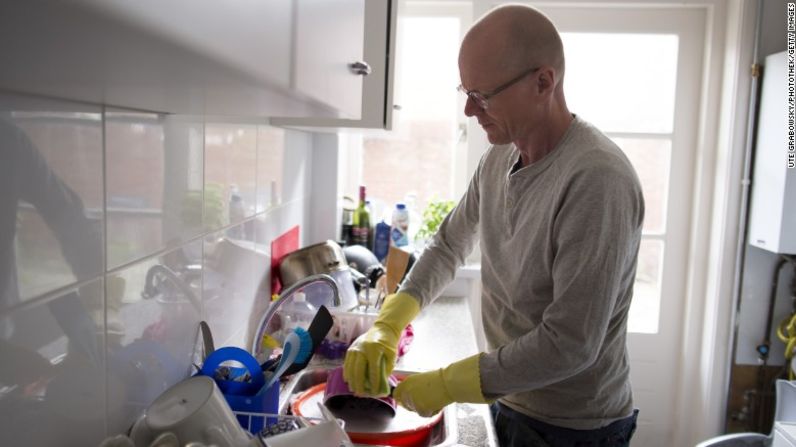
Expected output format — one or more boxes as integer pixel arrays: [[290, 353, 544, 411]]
[[390, 203, 409, 247], [281, 291, 317, 332], [373, 220, 391, 262]]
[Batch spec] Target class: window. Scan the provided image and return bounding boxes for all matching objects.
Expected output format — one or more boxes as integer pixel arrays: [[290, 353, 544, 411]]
[[562, 32, 679, 334], [346, 3, 685, 337], [344, 3, 470, 238]]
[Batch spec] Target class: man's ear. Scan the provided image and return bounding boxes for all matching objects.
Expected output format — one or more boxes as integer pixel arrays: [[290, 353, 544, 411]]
[[535, 67, 557, 96]]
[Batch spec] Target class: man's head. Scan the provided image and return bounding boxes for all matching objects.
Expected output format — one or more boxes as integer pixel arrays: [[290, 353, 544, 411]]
[[458, 4, 568, 147]]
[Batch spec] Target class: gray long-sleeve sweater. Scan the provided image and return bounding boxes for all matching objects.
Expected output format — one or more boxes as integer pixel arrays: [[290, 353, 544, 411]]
[[400, 116, 644, 430]]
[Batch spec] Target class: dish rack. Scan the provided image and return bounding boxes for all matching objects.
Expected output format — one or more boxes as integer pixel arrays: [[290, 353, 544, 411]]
[[316, 310, 413, 361], [233, 410, 352, 447]]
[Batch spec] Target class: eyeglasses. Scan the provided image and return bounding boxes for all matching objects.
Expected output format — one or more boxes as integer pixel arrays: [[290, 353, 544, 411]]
[[457, 66, 541, 110]]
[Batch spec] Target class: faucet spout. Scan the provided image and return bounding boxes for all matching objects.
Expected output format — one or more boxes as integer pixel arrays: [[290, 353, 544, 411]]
[[142, 264, 200, 308], [251, 273, 340, 357]]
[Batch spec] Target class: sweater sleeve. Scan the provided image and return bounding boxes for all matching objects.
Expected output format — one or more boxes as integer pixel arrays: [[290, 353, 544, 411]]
[[480, 156, 644, 396], [398, 152, 484, 308]]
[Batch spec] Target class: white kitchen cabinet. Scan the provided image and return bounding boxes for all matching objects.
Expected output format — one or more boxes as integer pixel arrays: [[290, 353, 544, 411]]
[[292, 0, 365, 119], [0, 0, 366, 119], [271, 0, 398, 130]]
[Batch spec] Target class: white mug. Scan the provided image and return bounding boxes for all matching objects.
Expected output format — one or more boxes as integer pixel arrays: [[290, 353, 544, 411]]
[[130, 376, 252, 447]]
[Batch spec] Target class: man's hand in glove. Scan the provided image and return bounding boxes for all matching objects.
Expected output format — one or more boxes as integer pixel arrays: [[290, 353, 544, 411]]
[[393, 353, 491, 417], [343, 292, 420, 396]]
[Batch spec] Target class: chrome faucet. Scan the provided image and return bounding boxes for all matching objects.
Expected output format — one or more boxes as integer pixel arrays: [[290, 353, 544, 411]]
[[142, 264, 200, 308], [278, 273, 341, 308], [261, 273, 341, 330]]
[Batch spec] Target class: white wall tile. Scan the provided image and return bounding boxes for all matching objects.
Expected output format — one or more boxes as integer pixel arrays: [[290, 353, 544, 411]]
[[0, 91, 315, 444], [203, 226, 270, 350], [0, 279, 106, 446], [105, 242, 203, 436], [106, 111, 204, 269], [0, 92, 103, 305], [204, 123, 257, 231], [256, 125, 285, 213]]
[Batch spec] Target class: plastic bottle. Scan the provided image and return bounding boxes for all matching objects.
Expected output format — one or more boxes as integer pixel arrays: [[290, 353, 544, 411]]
[[373, 220, 391, 261], [352, 186, 371, 247], [390, 203, 409, 247], [280, 292, 317, 332], [403, 193, 422, 243]]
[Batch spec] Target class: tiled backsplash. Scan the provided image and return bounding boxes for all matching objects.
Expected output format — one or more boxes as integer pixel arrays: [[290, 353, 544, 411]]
[[0, 91, 314, 445], [105, 110, 205, 269]]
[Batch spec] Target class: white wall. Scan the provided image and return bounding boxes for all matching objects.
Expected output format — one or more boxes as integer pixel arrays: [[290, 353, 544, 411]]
[[308, 132, 343, 245]]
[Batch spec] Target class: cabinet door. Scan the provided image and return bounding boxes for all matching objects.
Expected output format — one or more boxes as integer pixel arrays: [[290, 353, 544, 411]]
[[0, 0, 365, 119], [271, 0, 397, 129], [294, 0, 366, 119]]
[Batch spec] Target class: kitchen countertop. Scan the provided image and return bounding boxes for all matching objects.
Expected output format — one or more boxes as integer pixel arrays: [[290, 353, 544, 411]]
[[395, 295, 499, 447], [396, 295, 479, 372]]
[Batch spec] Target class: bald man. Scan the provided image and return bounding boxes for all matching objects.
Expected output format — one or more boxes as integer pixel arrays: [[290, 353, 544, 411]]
[[343, 5, 643, 446]]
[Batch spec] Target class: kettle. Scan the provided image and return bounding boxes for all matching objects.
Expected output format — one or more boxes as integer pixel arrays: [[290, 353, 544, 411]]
[[278, 240, 358, 309]]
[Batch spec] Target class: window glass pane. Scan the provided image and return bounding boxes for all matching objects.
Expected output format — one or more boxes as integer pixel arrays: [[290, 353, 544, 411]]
[[611, 137, 671, 234], [561, 33, 678, 133], [628, 239, 663, 334], [361, 17, 460, 226]]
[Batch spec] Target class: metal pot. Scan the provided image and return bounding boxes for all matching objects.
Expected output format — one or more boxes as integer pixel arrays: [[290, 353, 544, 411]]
[[278, 240, 348, 288]]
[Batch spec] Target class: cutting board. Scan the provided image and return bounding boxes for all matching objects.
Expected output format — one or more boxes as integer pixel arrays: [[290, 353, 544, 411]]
[[385, 245, 411, 293], [270, 225, 300, 296]]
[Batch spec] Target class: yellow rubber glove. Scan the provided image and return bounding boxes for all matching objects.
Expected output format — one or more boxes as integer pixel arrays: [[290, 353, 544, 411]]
[[393, 353, 490, 417], [343, 292, 420, 396]]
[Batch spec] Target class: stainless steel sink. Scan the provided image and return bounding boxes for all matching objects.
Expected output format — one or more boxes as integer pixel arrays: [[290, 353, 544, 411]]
[[279, 366, 459, 447]]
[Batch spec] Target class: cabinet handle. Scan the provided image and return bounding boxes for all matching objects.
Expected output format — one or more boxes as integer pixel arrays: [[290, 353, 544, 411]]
[[349, 61, 372, 76]]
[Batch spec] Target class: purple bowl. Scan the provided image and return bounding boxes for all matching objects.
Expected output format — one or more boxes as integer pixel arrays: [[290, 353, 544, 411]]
[[323, 366, 397, 418]]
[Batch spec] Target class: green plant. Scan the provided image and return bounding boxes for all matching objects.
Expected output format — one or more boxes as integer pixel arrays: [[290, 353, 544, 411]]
[[415, 199, 456, 241]]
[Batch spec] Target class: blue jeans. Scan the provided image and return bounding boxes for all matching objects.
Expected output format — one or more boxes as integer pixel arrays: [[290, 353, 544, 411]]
[[490, 402, 639, 447]]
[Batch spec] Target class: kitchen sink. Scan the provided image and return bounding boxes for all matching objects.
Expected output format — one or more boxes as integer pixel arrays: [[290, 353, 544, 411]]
[[279, 366, 459, 447]]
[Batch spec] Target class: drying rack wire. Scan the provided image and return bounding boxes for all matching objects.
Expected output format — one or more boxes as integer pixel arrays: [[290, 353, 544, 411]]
[[233, 409, 352, 447]]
